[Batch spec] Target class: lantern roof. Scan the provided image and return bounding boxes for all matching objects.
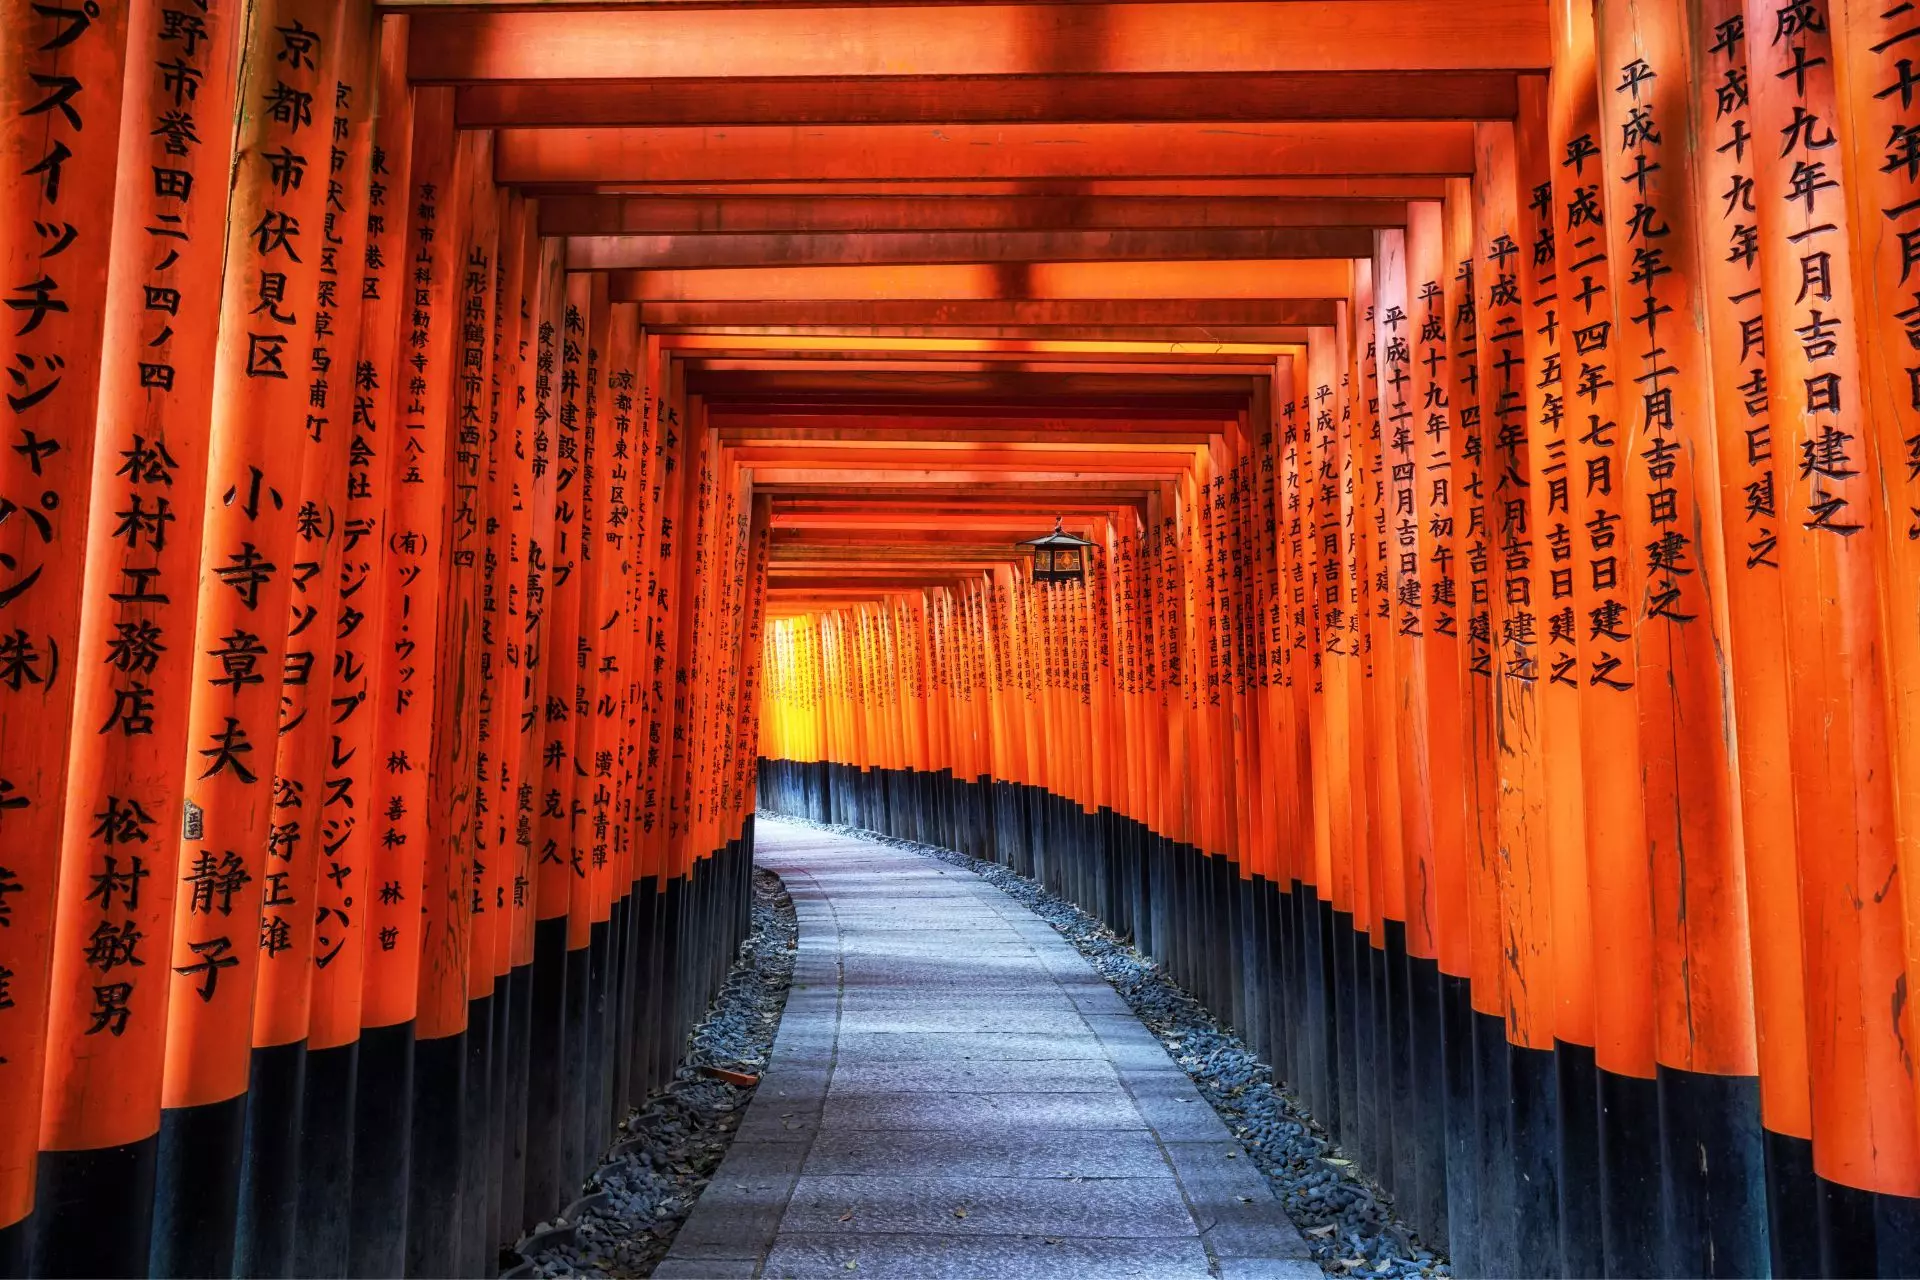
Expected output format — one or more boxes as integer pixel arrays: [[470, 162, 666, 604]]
[[1017, 517, 1096, 553]]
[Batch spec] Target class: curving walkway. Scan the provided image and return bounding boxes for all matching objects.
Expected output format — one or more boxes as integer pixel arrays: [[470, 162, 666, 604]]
[[655, 819, 1318, 1280]]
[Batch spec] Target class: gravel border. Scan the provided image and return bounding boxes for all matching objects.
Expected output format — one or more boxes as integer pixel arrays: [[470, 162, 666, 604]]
[[763, 813, 1450, 1280], [509, 867, 800, 1278]]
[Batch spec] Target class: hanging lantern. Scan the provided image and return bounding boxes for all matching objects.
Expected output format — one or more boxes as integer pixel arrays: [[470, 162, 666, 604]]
[[1018, 517, 1096, 586]]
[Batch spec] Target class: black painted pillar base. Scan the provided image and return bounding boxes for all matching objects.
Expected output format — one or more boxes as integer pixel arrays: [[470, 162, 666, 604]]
[[1763, 1129, 1817, 1278], [1553, 1039, 1603, 1279], [1657, 1064, 1766, 1278], [459, 993, 494, 1278], [501, 961, 535, 1247], [233, 1038, 309, 1277], [348, 1020, 414, 1278], [1596, 1066, 1663, 1278], [404, 1029, 467, 1279], [561, 935, 590, 1192], [523, 915, 570, 1229], [294, 1038, 359, 1279], [1438, 971, 1478, 1274], [0, 1216, 24, 1280], [30, 1134, 158, 1278], [149, 1092, 249, 1279]]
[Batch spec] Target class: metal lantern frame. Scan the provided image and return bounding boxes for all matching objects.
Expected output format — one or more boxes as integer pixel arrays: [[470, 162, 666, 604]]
[[1018, 517, 1097, 585]]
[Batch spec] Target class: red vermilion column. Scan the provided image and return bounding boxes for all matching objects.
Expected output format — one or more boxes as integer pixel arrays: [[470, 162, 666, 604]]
[[541, 270, 595, 1188], [1832, 2, 1920, 1248], [519, 235, 571, 1226], [1471, 113, 1558, 1276], [0, 0, 131, 1257], [352, 82, 464, 1278], [1374, 229, 1418, 954], [487, 189, 540, 1245], [22, 1, 198, 1270], [571, 285, 624, 1168], [0, 18, 137, 1219], [1402, 201, 1467, 1248], [399, 123, 490, 1280], [603, 304, 648, 1124], [1686, 10, 1816, 1262], [235, 6, 377, 1272], [1298, 330, 1340, 1133], [735, 493, 772, 834], [1442, 167, 1501, 1277], [148, 4, 343, 1273], [1340, 267, 1380, 1170], [1591, 4, 1765, 1270], [1744, 0, 1920, 1243], [1467, 128, 1517, 1159], [1515, 68, 1596, 1138], [1372, 222, 1430, 1221], [301, 14, 411, 1275], [1543, 7, 1664, 1269], [437, 131, 501, 1280]]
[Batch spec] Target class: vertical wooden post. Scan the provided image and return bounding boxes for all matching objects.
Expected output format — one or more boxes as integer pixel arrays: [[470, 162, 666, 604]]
[[0, 8, 132, 1244], [1590, 4, 1767, 1270], [324, 23, 413, 1276], [352, 80, 463, 1279], [1685, 7, 1819, 1270], [519, 237, 570, 1228], [23, 0, 205, 1271], [1833, 3, 1920, 1263], [235, 7, 377, 1272], [148, 5, 343, 1272], [1745, 0, 1920, 1266]]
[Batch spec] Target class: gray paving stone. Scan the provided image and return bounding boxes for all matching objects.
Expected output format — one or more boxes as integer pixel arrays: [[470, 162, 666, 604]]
[[831, 1030, 1108, 1063], [651, 1256, 762, 1278], [836, 1007, 1088, 1035], [834, 990, 1077, 1011], [1123, 1074, 1240, 1142], [780, 1173, 1198, 1238], [1162, 1140, 1315, 1258], [660, 820, 1311, 1278], [802, 1126, 1171, 1179], [828, 1056, 1121, 1094], [819, 1089, 1149, 1133], [760, 1232, 1214, 1279]]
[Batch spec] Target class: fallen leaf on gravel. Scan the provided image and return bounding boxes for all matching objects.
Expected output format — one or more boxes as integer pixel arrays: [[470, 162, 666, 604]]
[[1237, 1195, 1254, 1203], [843, 1261, 858, 1271], [839, 1209, 855, 1222], [1306, 1224, 1338, 1238], [952, 1205, 968, 1219]]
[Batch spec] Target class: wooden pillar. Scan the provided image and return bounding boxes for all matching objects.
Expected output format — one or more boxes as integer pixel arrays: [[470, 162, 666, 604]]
[[1402, 201, 1467, 1249], [1589, 4, 1768, 1272], [1744, 2, 1920, 1268], [1684, 6, 1819, 1270], [235, 7, 377, 1272], [23, 2, 202, 1271], [517, 236, 569, 1229], [1833, 1, 1920, 1261], [353, 80, 463, 1279], [148, 5, 345, 1272]]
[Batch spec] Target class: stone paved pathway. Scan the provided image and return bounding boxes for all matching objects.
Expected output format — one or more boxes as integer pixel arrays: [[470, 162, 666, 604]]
[[655, 819, 1319, 1280]]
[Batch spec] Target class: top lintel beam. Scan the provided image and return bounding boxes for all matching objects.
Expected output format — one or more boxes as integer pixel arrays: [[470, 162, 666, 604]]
[[406, 3, 1550, 82], [453, 71, 1520, 128]]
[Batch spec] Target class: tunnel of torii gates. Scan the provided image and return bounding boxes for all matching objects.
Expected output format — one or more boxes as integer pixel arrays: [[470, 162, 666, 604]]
[[8, 0, 1920, 1278]]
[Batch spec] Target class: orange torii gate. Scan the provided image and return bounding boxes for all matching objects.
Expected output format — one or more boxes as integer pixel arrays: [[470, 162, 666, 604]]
[[5, 1, 1920, 1276]]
